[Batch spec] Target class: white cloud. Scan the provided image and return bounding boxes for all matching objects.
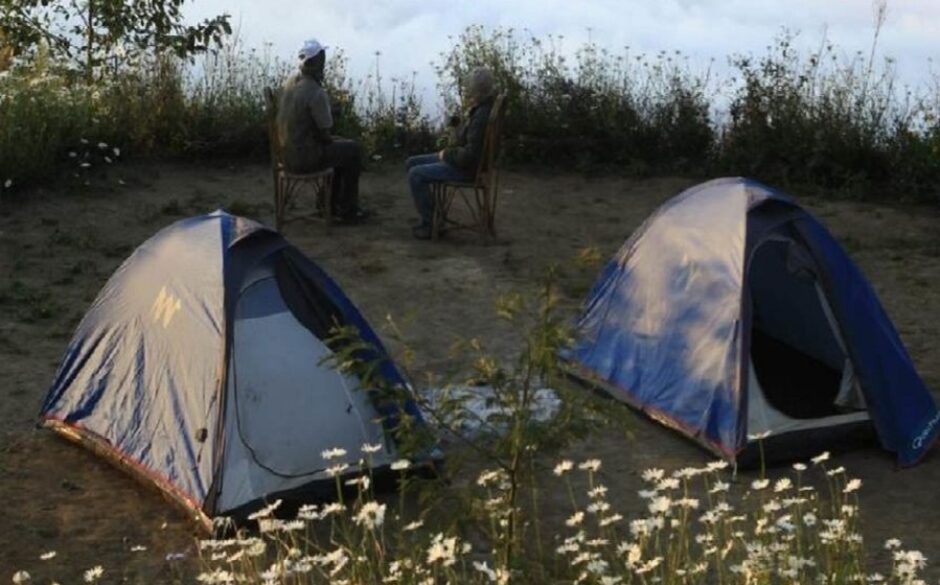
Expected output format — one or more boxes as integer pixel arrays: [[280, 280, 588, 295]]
[[186, 0, 940, 111]]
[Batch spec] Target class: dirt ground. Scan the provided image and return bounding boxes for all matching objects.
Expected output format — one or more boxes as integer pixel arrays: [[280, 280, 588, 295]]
[[1, 162, 938, 582]]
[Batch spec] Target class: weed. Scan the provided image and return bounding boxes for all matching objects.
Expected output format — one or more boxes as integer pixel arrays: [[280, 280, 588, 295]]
[[1, 24, 938, 208]]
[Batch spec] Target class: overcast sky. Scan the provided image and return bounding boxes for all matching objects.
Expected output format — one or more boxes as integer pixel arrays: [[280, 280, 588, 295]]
[[186, 0, 940, 114]]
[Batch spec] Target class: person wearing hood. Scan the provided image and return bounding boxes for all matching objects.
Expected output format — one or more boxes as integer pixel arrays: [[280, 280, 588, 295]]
[[405, 67, 497, 240], [277, 38, 369, 223]]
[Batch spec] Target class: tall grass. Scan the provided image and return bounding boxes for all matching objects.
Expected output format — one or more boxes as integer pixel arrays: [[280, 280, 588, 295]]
[[9, 269, 935, 584], [178, 455, 927, 584], [0, 40, 281, 188], [0, 38, 435, 191], [11, 454, 932, 584], [718, 30, 940, 198], [434, 25, 715, 174], [2, 26, 939, 201]]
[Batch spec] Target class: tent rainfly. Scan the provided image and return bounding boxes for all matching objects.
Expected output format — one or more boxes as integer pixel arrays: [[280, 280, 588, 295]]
[[39, 211, 431, 529], [563, 178, 939, 467]]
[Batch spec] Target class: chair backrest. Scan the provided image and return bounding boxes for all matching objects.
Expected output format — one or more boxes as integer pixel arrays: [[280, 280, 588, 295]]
[[475, 93, 507, 185], [264, 86, 285, 171], [264, 87, 284, 171]]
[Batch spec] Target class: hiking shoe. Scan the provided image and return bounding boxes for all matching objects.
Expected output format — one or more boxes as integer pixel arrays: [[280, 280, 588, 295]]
[[412, 224, 432, 240], [336, 207, 372, 225]]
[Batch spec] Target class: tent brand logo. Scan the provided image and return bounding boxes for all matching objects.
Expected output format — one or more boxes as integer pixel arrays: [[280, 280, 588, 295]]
[[151, 286, 182, 328], [913, 412, 940, 450]]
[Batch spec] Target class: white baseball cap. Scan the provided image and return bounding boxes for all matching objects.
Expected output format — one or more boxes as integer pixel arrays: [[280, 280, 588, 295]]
[[298, 38, 327, 62]]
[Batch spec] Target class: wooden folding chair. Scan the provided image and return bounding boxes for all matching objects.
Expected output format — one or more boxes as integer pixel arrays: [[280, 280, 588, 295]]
[[429, 94, 507, 241], [264, 87, 334, 231]]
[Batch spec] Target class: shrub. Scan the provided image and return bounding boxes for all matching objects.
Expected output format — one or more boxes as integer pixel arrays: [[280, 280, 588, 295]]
[[718, 31, 940, 201], [0, 39, 434, 191], [339, 53, 437, 158], [2, 25, 939, 203], [434, 26, 714, 173]]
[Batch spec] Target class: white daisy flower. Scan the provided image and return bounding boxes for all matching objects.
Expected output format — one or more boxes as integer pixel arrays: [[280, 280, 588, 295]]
[[811, 451, 830, 465], [578, 459, 601, 472], [83, 566, 104, 583], [321, 447, 347, 460], [353, 501, 386, 529], [566, 511, 585, 527], [641, 468, 664, 482], [554, 460, 574, 476]]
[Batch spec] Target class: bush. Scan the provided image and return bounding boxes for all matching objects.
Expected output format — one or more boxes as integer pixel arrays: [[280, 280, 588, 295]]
[[2, 25, 939, 203], [434, 26, 714, 173], [12, 454, 932, 584], [0, 42, 275, 187], [717, 31, 940, 200], [332, 52, 437, 159], [185, 455, 898, 584], [0, 40, 435, 192]]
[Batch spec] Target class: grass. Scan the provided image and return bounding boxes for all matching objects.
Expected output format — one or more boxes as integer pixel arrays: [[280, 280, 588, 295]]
[[435, 26, 715, 174], [2, 19, 939, 580], [0, 40, 434, 194], [717, 30, 940, 200], [2, 26, 939, 203], [4, 261, 938, 583], [9, 452, 932, 584]]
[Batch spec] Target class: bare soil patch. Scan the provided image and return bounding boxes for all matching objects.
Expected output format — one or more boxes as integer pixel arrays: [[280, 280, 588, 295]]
[[1, 163, 938, 581]]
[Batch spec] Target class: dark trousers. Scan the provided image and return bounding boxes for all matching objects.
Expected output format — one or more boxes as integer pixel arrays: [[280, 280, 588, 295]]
[[321, 138, 362, 215], [405, 153, 471, 225]]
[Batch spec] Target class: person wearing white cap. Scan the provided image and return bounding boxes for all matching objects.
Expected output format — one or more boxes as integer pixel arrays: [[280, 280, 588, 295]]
[[276, 38, 369, 223]]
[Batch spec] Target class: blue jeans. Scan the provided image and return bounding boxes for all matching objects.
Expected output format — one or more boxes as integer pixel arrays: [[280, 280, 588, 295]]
[[406, 153, 471, 225]]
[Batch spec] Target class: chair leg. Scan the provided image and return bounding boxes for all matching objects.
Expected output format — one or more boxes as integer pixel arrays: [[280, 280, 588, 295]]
[[471, 187, 486, 234], [488, 174, 499, 236], [481, 185, 494, 236], [431, 184, 443, 241], [282, 179, 300, 228], [322, 176, 333, 233], [275, 175, 285, 230]]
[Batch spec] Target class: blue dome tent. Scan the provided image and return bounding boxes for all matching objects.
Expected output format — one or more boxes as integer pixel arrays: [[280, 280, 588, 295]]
[[564, 178, 939, 467], [40, 211, 431, 530]]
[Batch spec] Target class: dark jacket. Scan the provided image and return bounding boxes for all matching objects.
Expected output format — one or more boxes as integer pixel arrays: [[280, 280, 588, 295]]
[[442, 95, 495, 173], [277, 72, 333, 173]]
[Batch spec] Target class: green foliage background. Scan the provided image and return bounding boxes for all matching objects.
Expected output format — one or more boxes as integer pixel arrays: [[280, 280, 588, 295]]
[[1, 18, 939, 202]]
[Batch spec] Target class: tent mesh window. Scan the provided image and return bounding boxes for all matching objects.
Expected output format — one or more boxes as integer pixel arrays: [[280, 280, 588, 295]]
[[748, 237, 858, 419]]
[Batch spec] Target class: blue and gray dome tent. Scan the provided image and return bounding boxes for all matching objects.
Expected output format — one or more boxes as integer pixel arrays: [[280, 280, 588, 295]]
[[564, 178, 939, 467], [40, 211, 430, 530]]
